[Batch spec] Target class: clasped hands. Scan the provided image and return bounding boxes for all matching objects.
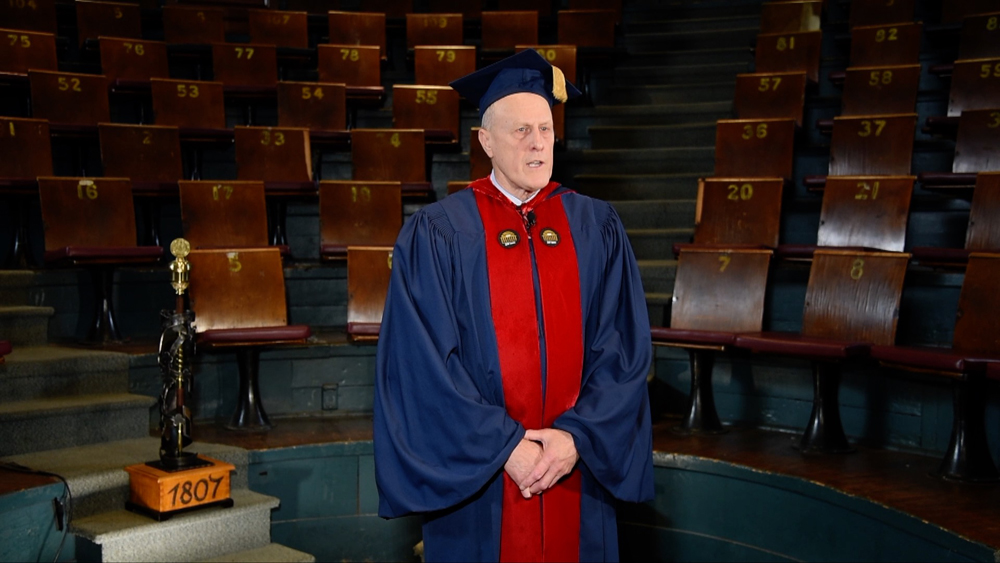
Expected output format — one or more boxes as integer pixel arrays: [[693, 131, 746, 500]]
[[504, 428, 579, 499]]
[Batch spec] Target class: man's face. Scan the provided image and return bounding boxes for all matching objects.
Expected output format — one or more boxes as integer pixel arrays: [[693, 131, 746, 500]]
[[479, 92, 555, 198]]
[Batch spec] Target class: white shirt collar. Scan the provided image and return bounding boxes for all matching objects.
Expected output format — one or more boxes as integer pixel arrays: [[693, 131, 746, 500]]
[[490, 170, 540, 206]]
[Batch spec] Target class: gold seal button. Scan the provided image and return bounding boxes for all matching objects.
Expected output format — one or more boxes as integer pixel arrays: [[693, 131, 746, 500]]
[[540, 228, 559, 246], [498, 230, 520, 248]]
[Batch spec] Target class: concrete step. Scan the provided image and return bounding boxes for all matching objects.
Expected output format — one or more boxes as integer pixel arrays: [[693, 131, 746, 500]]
[[567, 147, 714, 176], [627, 228, 693, 260], [4, 437, 249, 520], [0, 305, 53, 347], [73, 488, 278, 562], [624, 48, 752, 67], [0, 393, 156, 456], [625, 14, 761, 34], [622, 27, 760, 52], [574, 173, 702, 201], [638, 260, 679, 295], [0, 345, 130, 403], [0, 270, 34, 307], [614, 62, 751, 86], [590, 122, 718, 150], [608, 81, 736, 105], [205, 543, 316, 562], [567, 102, 732, 131], [610, 199, 697, 230], [644, 292, 673, 328]]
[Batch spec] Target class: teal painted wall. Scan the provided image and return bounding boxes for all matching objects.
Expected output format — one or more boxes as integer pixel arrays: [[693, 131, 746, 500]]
[[0, 480, 73, 563]]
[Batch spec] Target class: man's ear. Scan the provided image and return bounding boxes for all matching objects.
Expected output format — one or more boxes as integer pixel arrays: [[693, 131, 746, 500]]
[[478, 127, 494, 159]]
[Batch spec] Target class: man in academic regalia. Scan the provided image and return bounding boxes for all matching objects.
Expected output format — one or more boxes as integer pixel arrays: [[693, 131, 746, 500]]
[[373, 49, 654, 562]]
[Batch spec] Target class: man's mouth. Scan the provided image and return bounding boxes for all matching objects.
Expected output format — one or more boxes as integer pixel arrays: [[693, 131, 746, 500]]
[[527, 160, 544, 168]]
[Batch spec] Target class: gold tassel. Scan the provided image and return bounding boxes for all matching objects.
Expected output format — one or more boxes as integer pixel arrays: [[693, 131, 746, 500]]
[[551, 65, 568, 103]]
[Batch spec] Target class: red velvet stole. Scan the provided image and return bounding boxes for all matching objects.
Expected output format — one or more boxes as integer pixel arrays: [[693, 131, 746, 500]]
[[472, 178, 584, 562]]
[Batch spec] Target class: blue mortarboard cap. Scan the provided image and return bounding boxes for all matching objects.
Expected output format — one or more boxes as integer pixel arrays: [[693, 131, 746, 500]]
[[449, 49, 582, 118]]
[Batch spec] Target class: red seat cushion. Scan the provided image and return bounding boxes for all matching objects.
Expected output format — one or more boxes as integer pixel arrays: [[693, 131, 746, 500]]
[[910, 247, 970, 264], [44, 246, 163, 264], [735, 332, 870, 359], [320, 244, 348, 258], [671, 242, 769, 257], [199, 324, 311, 346], [650, 326, 735, 347], [870, 345, 995, 377], [0, 340, 11, 357], [919, 172, 977, 189], [347, 322, 381, 337]]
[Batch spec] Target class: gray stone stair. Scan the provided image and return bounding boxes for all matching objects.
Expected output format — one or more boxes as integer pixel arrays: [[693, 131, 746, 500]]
[[0, 305, 54, 346], [567, 102, 732, 133], [590, 122, 718, 149], [1, 345, 130, 403], [622, 26, 759, 52], [638, 260, 679, 296], [610, 199, 697, 231], [0, 270, 34, 307], [205, 543, 315, 562], [608, 81, 737, 105], [614, 61, 752, 86], [574, 173, 702, 201], [570, 147, 714, 175], [627, 228, 694, 260], [625, 14, 761, 34]]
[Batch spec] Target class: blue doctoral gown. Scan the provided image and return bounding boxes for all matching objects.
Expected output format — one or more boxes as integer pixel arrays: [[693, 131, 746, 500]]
[[373, 184, 654, 562]]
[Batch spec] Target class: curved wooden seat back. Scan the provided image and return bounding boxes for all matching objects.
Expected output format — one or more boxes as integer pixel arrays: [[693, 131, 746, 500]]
[[187, 247, 288, 333], [415, 46, 477, 86], [694, 177, 783, 247], [965, 172, 1000, 251], [179, 180, 270, 249], [849, 23, 922, 67], [99, 123, 183, 185], [953, 109, 1000, 174], [211, 43, 278, 89], [393, 85, 460, 141], [0, 0, 56, 34], [816, 176, 914, 252], [848, 0, 914, 28], [351, 129, 426, 183], [558, 10, 616, 48], [948, 58, 1000, 117], [841, 65, 921, 116], [163, 6, 226, 44], [517, 45, 576, 141], [755, 30, 823, 83], [671, 248, 773, 333], [76, 0, 141, 47], [38, 177, 138, 251], [248, 9, 309, 49], [828, 114, 916, 176], [319, 181, 402, 257], [328, 12, 386, 59], [0, 117, 53, 182], [29, 70, 110, 127], [235, 126, 313, 183], [277, 81, 347, 131], [151, 79, 226, 130], [347, 246, 394, 340], [318, 45, 382, 88], [761, 0, 823, 33], [951, 252, 1000, 355], [943, 0, 999, 23], [0, 29, 57, 75], [406, 13, 463, 49], [99, 37, 169, 84], [958, 13, 1000, 60], [801, 249, 909, 345], [482, 11, 538, 51], [714, 118, 796, 180], [734, 72, 807, 126]]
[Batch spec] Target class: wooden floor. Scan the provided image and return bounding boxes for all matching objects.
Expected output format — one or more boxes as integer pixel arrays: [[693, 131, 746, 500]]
[[192, 415, 1000, 550], [0, 462, 59, 495]]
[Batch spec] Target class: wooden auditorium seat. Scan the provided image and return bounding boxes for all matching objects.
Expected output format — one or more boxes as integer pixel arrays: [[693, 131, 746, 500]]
[[674, 177, 784, 255], [734, 249, 910, 453], [0, 340, 10, 364], [517, 45, 577, 142], [178, 180, 286, 256], [777, 175, 915, 259], [913, 172, 1000, 265], [327, 11, 387, 60], [848, 22, 922, 68], [187, 247, 311, 430], [151, 78, 227, 131], [346, 246, 394, 341], [806, 113, 917, 189], [713, 118, 796, 181], [28, 70, 110, 128], [99, 123, 183, 194], [360, 0, 409, 19], [427, 0, 481, 18], [569, 0, 623, 22], [405, 13, 463, 50], [162, 6, 226, 44], [920, 108, 1000, 190], [872, 252, 1000, 481], [37, 177, 162, 342], [733, 72, 808, 126], [498, 0, 551, 18], [234, 126, 313, 190], [351, 129, 430, 198], [848, 0, 914, 28], [75, 0, 141, 47], [0, 0, 56, 34], [817, 65, 921, 133], [445, 127, 491, 194], [942, 0, 999, 24], [248, 9, 309, 49], [392, 85, 460, 144], [319, 181, 402, 259], [481, 11, 538, 57], [650, 247, 774, 433], [0, 29, 57, 75], [277, 81, 348, 133], [759, 0, 823, 33], [99, 37, 169, 87], [557, 10, 617, 48], [414, 46, 476, 86], [946, 58, 1000, 118], [317, 45, 384, 104], [212, 43, 278, 91], [1, 117, 53, 266], [755, 30, 823, 83], [958, 12, 1000, 60]]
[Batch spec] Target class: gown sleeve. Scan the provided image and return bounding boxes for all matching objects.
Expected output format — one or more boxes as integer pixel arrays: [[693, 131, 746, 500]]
[[374, 207, 525, 519], [553, 205, 655, 503]]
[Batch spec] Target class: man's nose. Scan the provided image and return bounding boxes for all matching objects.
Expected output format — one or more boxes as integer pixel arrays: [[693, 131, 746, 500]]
[[529, 128, 544, 149]]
